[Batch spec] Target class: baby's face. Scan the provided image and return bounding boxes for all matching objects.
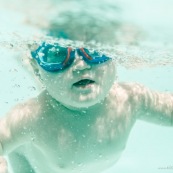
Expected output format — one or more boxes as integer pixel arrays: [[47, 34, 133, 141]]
[[37, 51, 116, 110]]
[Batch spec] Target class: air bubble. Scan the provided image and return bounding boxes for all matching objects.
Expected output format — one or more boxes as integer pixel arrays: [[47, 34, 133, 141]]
[[9, 68, 18, 72], [23, 126, 27, 130], [31, 137, 35, 141], [78, 163, 82, 167], [98, 139, 103, 143], [58, 157, 62, 160], [21, 132, 26, 135], [99, 154, 103, 158], [13, 84, 20, 88], [28, 86, 36, 91], [82, 134, 86, 138], [73, 139, 77, 143], [14, 98, 19, 102]]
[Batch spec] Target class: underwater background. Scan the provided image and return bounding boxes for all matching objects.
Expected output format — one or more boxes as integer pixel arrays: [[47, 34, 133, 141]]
[[0, 0, 173, 172]]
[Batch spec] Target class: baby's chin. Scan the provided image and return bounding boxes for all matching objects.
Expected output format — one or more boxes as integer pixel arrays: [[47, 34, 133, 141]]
[[49, 86, 109, 110], [61, 100, 99, 111], [60, 92, 107, 111]]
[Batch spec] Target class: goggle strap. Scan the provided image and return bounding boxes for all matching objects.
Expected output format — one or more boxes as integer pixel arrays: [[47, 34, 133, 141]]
[[79, 48, 93, 60], [63, 47, 72, 65]]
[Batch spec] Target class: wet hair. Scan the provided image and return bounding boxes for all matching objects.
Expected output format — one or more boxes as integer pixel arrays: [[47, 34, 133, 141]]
[[43, 0, 143, 46], [48, 17, 120, 44], [44, 1, 123, 44]]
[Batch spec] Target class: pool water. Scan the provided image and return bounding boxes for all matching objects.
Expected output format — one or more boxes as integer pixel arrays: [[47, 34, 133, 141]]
[[0, 0, 173, 173]]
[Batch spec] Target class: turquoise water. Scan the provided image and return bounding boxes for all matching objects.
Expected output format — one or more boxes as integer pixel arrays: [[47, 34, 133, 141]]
[[1, 0, 173, 173]]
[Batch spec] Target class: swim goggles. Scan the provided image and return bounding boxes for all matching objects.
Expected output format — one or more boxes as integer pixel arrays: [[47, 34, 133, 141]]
[[31, 42, 111, 72]]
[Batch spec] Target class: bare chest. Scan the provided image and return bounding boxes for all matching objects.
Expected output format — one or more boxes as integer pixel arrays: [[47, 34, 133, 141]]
[[27, 102, 136, 173]]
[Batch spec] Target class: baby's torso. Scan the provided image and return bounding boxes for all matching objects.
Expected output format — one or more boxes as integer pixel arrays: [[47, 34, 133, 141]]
[[12, 86, 138, 173]]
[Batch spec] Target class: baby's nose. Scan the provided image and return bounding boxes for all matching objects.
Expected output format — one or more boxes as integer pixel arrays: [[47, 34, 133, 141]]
[[72, 51, 91, 72]]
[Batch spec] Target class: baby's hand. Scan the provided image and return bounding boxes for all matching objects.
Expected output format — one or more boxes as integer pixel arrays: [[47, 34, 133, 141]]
[[0, 157, 8, 173]]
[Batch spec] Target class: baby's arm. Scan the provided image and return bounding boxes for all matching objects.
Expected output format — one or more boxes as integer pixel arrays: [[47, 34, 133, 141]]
[[122, 83, 173, 126], [135, 84, 173, 126], [0, 102, 36, 156]]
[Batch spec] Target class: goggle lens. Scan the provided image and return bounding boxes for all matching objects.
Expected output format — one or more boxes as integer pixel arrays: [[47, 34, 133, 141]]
[[31, 42, 111, 72], [39, 45, 68, 64]]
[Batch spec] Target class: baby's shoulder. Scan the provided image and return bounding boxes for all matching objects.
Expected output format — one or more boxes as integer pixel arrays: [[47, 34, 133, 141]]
[[109, 82, 133, 97], [108, 82, 147, 102], [110, 82, 146, 95], [5, 96, 42, 126]]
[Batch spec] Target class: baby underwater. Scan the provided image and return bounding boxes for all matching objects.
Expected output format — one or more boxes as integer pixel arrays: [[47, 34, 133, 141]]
[[0, 3, 173, 173]]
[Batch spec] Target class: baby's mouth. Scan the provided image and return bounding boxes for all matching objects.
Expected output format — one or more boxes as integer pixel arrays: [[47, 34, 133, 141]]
[[73, 79, 95, 88]]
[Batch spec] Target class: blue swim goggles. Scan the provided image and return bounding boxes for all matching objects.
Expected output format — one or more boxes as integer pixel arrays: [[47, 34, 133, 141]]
[[31, 42, 111, 72]]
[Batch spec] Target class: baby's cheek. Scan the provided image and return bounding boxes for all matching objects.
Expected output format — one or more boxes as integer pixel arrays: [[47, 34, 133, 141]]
[[97, 63, 114, 79]]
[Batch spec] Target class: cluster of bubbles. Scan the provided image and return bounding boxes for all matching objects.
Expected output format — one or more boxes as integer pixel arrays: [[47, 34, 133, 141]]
[[0, 0, 173, 69]]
